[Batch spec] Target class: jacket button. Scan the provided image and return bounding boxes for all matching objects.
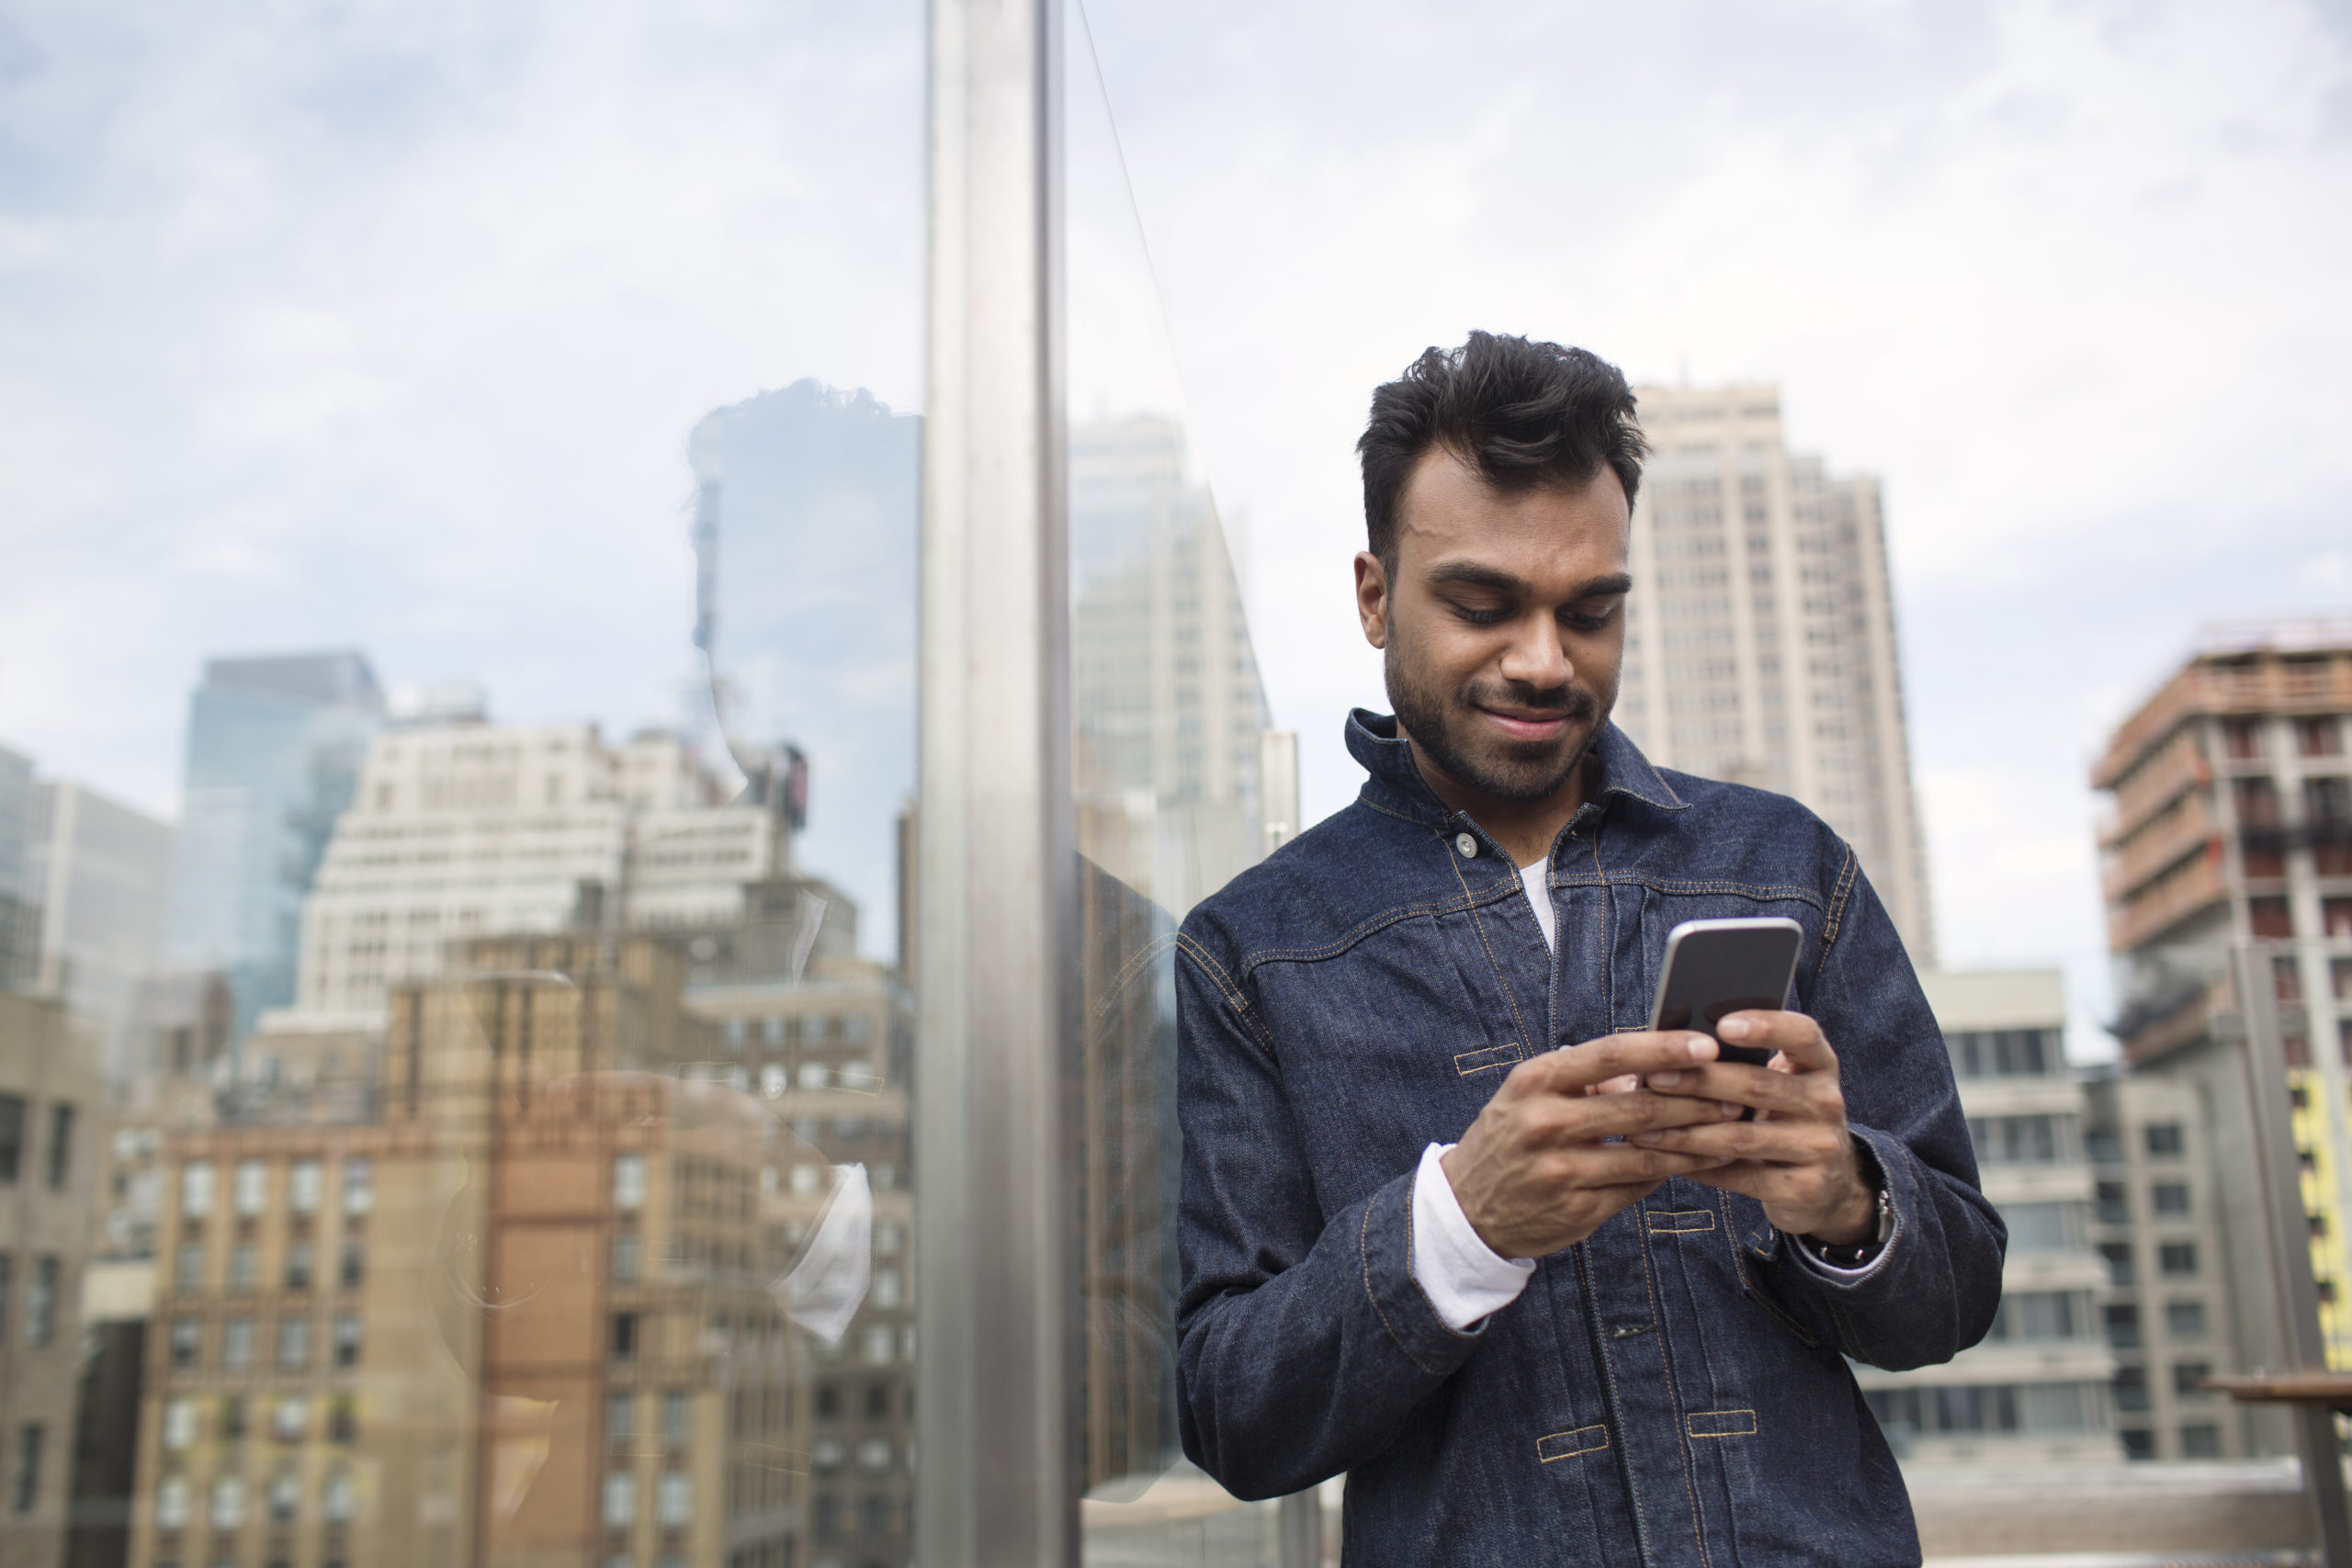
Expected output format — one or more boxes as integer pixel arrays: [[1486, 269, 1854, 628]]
[[1454, 832, 1477, 859]]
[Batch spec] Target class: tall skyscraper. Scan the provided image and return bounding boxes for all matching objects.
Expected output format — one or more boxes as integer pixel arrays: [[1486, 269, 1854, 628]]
[[1069, 413, 1276, 920], [1617, 385, 1935, 963], [689, 380, 920, 966], [0, 741, 36, 991], [26, 780, 175, 1080], [165, 653, 386, 1043], [2094, 616, 2352, 1394]]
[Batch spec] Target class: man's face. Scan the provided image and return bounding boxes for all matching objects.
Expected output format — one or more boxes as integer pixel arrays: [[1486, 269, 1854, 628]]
[[1355, 449, 1631, 805]]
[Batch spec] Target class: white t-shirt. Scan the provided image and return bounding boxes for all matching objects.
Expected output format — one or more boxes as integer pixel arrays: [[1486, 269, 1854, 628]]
[[1521, 859, 1556, 953]]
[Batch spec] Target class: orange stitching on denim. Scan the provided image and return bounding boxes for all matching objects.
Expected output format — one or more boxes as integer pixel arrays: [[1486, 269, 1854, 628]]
[[1173, 933, 1245, 1009], [1453, 1043, 1524, 1077], [1236, 890, 1485, 976], [1645, 1210, 1717, 1235], [1535, 1425, 1611, 1462], [1686, 1409, 1757, 1438], [1360, 1199, 1444, 1376], [1821, 847, 1860, 948]]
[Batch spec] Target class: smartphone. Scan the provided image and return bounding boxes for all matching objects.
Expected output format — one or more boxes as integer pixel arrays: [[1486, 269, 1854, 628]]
[[1648, 918, 1804, 1066]]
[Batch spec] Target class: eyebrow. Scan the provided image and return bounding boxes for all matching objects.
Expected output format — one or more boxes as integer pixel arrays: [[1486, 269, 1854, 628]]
[[1422, 561, 1634, 601]]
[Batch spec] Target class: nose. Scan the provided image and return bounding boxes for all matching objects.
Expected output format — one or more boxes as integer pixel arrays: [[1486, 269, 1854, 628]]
[[1497, 612, 1571, 692]]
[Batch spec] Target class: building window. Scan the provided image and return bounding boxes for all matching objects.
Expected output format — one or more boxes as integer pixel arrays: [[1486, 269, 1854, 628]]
[[174, 1241, 205, 1292], [233, 1159, 267, 1216], [289, 1159, 322, 1213], [612, 1313, 639, 1360], [2159, 1243, 2199, 1276], [279, 1317, 312, 1370], [2104, 1304, 2141, 1350], [45, 1104, 73, 1190], [662, 1390, 689, 1449], [162, 1399, 198, 1450], [168, 1319, 199, 1367], [2180, 1423, 2222, 1459], [322, 1471, 354, 1523], [2120, 1428, 2155, 1461], [2152, 1182, 2190, 1216], [229, 1243, 257, 1292], [334, 1314, 361, 1368], [1969, 1114, 2076, 1163], [220, 1396, 246, 1441], [1998, 1201, 2078, 1254], [273, 1397, 306, 1443], [342, 1158, 372, 1215], [2172, 1360, 2212, 1397], [602, 1472, 637, 1527], [2222, 717, 2263, 759], [656, 1472, 692, 1528], [614, 1154, 646, 1213], [0, 1095, 25, 1183], [2294, 716, 2343, 757], [210, 1475, 245, 1528], [267, 1472, 300, 1523], [11, 1424, 41, 1513], [222, 1318, 254, 1369], [2096, 1181, 2128, 1224], [339, 1241, 364, 1289], [180, 1160, 215, 1217], [155, 1476, 189, 1529], [2250, 896, 2294, 939], [2114, 1366, 2149, 1414], [1946, 1029, 2052, 1078], [285, 1242, 314, 1291], [855, 1437, 892, 1474], [2144, 1123, 2184, 1158], [327, 1398, 356, 1444], [612, 1233, 640, 1283], [606, 1392, 635, 1451], [28, 1258, 56, 1347]]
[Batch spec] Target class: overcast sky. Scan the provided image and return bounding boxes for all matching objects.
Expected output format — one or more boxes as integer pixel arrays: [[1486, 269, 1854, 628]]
[[3, 0, 2347, 1051]]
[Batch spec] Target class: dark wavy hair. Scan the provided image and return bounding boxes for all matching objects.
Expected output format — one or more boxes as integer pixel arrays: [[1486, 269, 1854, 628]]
[[1357, 332, 1648, 570]]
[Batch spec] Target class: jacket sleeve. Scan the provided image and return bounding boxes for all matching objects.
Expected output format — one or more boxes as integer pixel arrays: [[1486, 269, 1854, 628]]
[[1758, 854, 2007, 1370], [1172, 929, 1480, 1497]]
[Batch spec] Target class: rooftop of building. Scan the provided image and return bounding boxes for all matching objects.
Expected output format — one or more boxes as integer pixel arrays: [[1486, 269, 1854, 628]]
[[2095, 615, 2352, 788]]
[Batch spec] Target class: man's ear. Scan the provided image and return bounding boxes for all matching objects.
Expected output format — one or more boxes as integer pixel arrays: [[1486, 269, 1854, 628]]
[[1353, 551, 1390, 650]]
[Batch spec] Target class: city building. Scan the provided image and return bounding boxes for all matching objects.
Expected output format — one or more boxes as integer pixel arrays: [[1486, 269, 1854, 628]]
[[127, 931, 894, 1568], [0, 744, 34, 993], [688, 378, 920, 967], [25, 780, 175, 1083], [2083, 1067, 2252, 1460], [165, 653, 386, 1044], [288, 722, 788, 1022], [1069, 414, 1277, 920], [1851, 969, 2119, 1466], [0, 989, 105, 1568], [1618, 384, 1934, 963], [2092, 617, 2352, 1390]]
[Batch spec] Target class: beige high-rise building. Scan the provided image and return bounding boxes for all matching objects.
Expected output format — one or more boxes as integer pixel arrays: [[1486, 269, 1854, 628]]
[[1619, 384, 1935, 962]]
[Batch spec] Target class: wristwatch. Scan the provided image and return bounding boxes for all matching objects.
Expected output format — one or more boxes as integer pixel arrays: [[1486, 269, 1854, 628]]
[[1810, 1183, 1894, 1269]]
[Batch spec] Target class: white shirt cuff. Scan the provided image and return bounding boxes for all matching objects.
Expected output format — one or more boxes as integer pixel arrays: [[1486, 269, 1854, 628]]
[[1409, 1142, 1536, 1331]]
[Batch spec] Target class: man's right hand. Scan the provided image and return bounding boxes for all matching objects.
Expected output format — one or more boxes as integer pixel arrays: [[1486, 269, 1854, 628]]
[[1440, 1032, 1744, 1258]]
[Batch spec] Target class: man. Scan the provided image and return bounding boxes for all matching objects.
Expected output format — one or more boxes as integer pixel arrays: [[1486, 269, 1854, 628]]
[[1174, 333, 2002, 1564]]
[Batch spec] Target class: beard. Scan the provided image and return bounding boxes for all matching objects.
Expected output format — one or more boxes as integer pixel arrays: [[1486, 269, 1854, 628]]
[[1385, 643, 1609, 805]]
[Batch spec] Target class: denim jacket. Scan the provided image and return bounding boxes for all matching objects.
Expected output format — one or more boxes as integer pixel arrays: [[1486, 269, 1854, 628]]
[[1174, 711, 2004, 1567]]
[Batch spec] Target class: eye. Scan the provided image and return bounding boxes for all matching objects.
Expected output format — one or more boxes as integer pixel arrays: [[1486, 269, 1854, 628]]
[[1561, 600, 1622, 632]]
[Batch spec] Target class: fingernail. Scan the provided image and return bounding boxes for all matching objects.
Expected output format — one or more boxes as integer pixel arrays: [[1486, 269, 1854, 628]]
[[1720, 1101, 1743, 1119], [1647, 1069, 1682, 1088], [1719, 1017, 1749, 1041], [1686, 1036, 1717, 1061]]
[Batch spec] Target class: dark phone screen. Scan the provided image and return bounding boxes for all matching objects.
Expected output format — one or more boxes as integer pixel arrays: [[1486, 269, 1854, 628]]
[[1651, 921, 1802, 1066]]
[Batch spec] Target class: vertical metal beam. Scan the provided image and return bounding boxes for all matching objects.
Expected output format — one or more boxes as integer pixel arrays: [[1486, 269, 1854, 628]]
[[2233, 943, 2352, 1561], [918, 0, 1075, 1563]]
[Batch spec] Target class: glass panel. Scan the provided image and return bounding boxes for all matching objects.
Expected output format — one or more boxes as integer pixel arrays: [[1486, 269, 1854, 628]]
[[4, 7, 924, 1568], [1063, 5, 1295, 1560]]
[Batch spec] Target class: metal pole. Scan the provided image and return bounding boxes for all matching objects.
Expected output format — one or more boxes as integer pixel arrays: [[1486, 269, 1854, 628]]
[[1278, 1487, 1325, 1568], [2233, 942, 2352, 1562], [917, 0, 1075, 1563]]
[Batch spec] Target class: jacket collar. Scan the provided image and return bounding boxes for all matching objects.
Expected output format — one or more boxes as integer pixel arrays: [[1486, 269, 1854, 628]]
[[1345, 707, 1689, 829]]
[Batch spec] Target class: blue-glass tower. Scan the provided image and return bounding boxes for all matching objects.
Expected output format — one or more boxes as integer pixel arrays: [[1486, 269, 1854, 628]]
[[164, 652, 383, 1043]]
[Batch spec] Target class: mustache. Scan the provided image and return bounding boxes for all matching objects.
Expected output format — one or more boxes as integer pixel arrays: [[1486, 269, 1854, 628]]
[[1459, 678, 1600, 722]]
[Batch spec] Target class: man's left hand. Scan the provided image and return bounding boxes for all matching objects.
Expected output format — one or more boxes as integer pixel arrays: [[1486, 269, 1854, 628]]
[[1627, 1010, 1877, 1246]]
